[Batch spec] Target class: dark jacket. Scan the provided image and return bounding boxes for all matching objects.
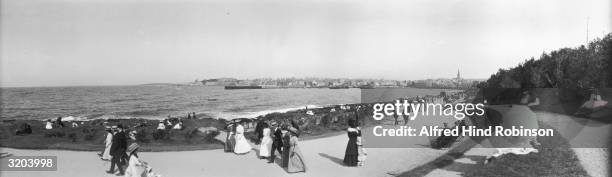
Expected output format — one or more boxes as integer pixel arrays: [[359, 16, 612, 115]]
[[110, 131, 128, 156], [272, 127, 283, 145]]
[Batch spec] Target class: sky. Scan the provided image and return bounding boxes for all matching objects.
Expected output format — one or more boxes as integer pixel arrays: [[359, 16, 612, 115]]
[[1, 0, 610, 87]]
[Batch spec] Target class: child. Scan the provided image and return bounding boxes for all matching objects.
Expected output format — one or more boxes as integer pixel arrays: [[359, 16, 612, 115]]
[[356, 131, 367, 166]]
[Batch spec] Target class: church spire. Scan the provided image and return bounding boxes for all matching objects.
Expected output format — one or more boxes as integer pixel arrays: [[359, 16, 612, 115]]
[[456, 69, 461, 80]]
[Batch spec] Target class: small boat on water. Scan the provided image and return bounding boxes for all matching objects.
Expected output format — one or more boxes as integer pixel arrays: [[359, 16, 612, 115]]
[[224, 85, 263, 90]]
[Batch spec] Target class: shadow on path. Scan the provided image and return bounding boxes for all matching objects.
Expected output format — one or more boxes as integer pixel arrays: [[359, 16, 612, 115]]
[[318, 153, 345, 166], [393, 137, 481, 177], [0, 152, 13, 159]]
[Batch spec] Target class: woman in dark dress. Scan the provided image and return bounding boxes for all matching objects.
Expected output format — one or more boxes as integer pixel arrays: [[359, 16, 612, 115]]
[[281, 124, 291, 168], [224, 124, 236, 152], [343, 118, 360, 166]]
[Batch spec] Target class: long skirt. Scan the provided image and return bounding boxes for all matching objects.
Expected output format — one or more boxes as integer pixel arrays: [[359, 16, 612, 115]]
[[281, 146, 290, 167], [234, 134, 252, 154], [225, 134, 235, 152], [288, 145, 307, 173], [102, 143, 112, 160], [343, 143, 359, 166], [259, 137, 272, 157]]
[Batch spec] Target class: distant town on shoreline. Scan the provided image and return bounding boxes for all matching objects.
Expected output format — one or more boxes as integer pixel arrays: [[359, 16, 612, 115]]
[[168, 70, 486, 89]]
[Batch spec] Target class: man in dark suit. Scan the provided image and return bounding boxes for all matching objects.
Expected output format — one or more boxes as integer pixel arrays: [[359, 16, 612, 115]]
[[106, 124, 127, 175], [268, 121, 283, 163]]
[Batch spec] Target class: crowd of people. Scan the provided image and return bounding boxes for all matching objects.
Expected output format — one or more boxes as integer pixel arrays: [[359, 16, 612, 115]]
[[224, 119, 308, 173], [219, 106, 372, 174], [99, 124, 161, 177]]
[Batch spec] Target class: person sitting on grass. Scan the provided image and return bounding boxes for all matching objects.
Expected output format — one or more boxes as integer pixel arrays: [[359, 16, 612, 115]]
[[172, 120, 183, 130], [45, 119, 53, 130], [156, 120, 165, 130], [56, 116, 65, 128], [15, 123, 32, 135]]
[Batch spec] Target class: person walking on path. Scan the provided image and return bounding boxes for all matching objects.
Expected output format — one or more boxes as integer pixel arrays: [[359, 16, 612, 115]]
[[107, 124, 128, 175], [281, 124, 291, 168], [100, 126, 113, 160], [259, 124, 272, 159], [233, 122, 252, 154], [287, 126, 306, 173], [343, 118, 361, 166], [124, 143, 143, 177], [224, 124, 235, 152], [268, 121, 283, 163]]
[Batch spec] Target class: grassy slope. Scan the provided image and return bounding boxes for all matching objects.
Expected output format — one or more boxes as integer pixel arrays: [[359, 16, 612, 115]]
[[396, 123, 589, 177], [0, 118, 227, 152], [0, 105, 369, 152]]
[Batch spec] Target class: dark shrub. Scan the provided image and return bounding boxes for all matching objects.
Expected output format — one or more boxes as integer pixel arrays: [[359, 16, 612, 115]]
[[135, 129, 150, 143], [152, 130, 167, 140], [68, 133, 78, 142], [44, 130, 66, 138], [84, 133, 96, 141], [321, 114, 331, 127], [203, 130, 220, 143], [82, 127, 91, 134], [244, 131, 258, 143], [184, 128, 199, 140]]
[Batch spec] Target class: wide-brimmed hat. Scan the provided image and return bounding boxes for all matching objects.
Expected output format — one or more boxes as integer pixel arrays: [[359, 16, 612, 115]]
[[127, 143, 140, 154], [111, 125, 118, 129], [105, 126, 111, 130]]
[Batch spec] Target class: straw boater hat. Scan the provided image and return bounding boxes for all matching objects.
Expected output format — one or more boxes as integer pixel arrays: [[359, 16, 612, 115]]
[[127, 143, 140, 154]]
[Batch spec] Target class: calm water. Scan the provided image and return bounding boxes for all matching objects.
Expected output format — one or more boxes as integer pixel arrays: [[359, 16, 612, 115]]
[[0, 85, 446, 120]]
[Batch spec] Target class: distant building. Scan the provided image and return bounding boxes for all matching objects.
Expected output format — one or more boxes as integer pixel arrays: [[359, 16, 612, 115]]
[[457, 69, 461, 80]]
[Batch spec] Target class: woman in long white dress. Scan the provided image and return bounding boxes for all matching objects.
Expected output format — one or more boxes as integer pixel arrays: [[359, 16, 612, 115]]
[[259, 127, 272, 158], [124, 143, 145, 177], [101, 128, 113, 160], [234, 123, 252, 154]]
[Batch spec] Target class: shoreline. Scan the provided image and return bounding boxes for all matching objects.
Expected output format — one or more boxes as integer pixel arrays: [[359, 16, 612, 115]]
[[0, 89, 468, 152], [0, 102, 380, 152]]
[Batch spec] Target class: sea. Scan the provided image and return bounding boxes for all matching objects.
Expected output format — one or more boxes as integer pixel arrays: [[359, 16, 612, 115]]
[[0, 85, 449, 121]]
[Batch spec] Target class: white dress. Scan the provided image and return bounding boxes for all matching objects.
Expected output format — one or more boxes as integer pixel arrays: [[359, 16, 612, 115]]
[[233, 124, 252, 154], [125, 155, 145, 177], [45, 122, 53, 129], [259, 128, 272, 157], [172, 123, 182, 129], [102, 132, 113, 160], [157, 123, 165, 130]]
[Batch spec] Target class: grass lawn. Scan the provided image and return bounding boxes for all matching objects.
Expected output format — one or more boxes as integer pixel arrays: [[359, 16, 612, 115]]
[[397, 123, 590, 177]]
